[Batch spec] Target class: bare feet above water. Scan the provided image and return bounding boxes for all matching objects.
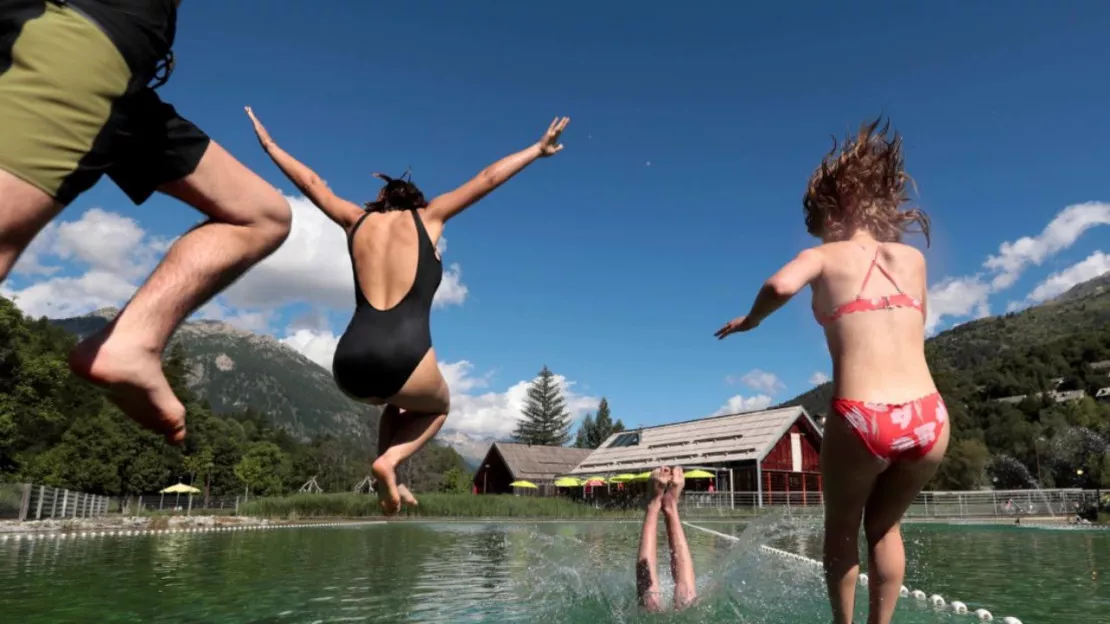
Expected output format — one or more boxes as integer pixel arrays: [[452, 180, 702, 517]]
[[371, 456, 401, 516], [649, 466, 672, 505], [663, 466, 685, 509], [68, 325, 187, 445]]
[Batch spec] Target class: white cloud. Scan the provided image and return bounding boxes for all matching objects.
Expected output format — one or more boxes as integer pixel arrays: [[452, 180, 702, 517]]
[[925, 275, 992, 334], [280, 328, 341, 370], [222, 194, 469, 311], [983, 202, 1110, 290], [808, 371, 830, 385], [1009, 250, 1110, 310], [924, 201, 1110, 333], [728, 369, 785, 394], [4, 197, 468, 327], [711, 394, 774, 416]]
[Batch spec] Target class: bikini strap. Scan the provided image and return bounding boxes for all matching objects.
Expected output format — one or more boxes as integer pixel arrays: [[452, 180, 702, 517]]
[[855, 246, 883, 299]]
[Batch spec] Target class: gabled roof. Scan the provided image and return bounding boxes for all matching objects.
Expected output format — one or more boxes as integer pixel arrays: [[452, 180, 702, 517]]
[[566, 406, 818, 475], [481, 442, 593, 481]]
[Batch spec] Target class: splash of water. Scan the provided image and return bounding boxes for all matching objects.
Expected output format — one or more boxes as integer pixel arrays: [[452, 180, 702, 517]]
[[988, 454, 1056, 517]]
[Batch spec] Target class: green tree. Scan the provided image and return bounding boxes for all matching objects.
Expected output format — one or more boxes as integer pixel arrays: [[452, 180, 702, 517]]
[[183, 448, 215, 506], [234, 441, 290, 497], [574, 398, 625, 448], [931, 438, 991, 490], [438, 467, 473, 493], [512, 365, 573, 446]]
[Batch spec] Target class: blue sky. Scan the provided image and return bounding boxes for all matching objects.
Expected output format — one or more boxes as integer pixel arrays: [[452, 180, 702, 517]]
[[5, 1, 1110, 442]]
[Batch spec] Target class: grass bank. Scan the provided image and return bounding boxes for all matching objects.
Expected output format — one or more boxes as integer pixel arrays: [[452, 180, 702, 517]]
[[238, 493, 769, 520], [239, 493, 645, 519]]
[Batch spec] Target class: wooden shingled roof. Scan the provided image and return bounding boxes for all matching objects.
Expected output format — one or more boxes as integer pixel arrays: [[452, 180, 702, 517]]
[[566, 406, 818, 475], [485, 443, 594, 481]]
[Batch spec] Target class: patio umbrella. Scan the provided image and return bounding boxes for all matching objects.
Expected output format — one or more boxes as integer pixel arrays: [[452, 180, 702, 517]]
[[608, 474, 637, 483], [684, 470, 716, 479], [159, 483, 201, 515], [509, 480, 539, 489], [554, 477, 582, 487], [630, 472, 652, 481]]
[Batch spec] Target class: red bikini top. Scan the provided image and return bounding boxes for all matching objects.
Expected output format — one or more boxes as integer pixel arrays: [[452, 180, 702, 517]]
[[814, 246, 924, 326]]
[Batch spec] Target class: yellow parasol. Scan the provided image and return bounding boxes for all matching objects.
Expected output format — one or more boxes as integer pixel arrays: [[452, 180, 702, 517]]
[[509, 480, 539, 489]]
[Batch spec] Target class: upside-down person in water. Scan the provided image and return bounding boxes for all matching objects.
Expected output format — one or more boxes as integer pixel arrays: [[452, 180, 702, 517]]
[[715, 118, 949, 624], [636, 466, 696, 612], [246, 108, 570, 515], [0, 0, 291, 444]]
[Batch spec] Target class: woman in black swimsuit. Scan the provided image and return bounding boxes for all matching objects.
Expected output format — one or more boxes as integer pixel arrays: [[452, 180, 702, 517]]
[[245, 107, 569, 514]]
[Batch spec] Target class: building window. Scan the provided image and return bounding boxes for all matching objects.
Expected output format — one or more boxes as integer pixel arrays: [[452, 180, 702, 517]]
[[607, 432, 640, 448]]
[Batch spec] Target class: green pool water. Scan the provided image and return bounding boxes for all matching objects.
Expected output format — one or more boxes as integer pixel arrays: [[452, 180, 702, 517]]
[[1, 520, 1105, 622]]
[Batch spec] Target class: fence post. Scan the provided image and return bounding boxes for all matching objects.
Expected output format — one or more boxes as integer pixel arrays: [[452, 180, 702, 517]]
[[33, 485, 45, 520], [61, 489, 69, 518], [50, 488, 58, 519], [18, 483, 32, 521]]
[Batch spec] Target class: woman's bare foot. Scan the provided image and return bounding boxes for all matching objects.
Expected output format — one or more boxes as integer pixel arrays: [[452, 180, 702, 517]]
[[663, 466, 685, 510], [371, 455, 401, 516], [69, 326, 187, 444], [397, 484, 419, 507]]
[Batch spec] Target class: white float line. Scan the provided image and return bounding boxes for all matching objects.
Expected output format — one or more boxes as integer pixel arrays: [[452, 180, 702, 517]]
[[683, 522, 1023, 624], [0, 521, 383, 543]]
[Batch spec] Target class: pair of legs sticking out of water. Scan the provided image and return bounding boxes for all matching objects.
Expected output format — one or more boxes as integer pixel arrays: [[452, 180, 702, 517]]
[[636, 466, 697, 613]]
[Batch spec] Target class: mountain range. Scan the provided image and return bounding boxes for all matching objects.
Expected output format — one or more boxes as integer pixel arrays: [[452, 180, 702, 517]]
[[51, 309, 492, 464]]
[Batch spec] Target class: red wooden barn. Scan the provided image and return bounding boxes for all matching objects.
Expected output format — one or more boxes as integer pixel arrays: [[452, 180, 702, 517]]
[[565, 406, 823, 506]]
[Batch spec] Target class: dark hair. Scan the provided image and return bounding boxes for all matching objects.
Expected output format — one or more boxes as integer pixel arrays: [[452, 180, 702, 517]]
[[802, 117, 930, 246], [364, 170, 428, 213]]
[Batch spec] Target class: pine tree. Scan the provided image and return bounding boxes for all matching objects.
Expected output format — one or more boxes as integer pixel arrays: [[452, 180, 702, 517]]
[[574, 397, 627, 448], [574, 414, 595, 448], [512, 365, 573, 446]]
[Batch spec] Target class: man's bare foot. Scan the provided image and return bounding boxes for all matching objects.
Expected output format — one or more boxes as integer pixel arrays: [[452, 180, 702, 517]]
[[371, 455, 401, 516], [397, 484, 419, 507], [663, 466, 685, 509], [648, 466, 671, 506], [69, 327, 187, 445]]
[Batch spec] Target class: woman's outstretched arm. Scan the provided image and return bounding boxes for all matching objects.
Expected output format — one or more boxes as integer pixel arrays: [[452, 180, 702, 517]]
[[715, 247, 824, 339], [245, 106, 364, 230], [424, 117, 569, 228]]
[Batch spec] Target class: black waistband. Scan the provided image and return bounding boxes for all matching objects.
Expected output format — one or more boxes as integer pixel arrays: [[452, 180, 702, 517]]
[[55, 0, 178, 89]]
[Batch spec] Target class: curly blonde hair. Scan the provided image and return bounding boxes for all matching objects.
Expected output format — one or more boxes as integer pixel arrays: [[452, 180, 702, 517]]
[[803, 117, 930, 246]]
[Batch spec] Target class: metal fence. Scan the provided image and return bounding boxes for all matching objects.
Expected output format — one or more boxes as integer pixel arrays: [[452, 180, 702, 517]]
[[125, 494, 241, 514], [3, 484, 114, 521], [676, 488, 1096, 518]]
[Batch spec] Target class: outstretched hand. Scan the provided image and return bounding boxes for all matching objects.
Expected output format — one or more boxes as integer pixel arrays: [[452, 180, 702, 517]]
[[714, 315, 758, 340], [244, 106, 274, 149], [536, 116, 570, 157]]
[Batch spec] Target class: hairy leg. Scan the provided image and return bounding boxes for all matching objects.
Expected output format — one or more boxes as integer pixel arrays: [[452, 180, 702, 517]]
[[821, 415, 885, 624], [0, 170, 63, 281], [69, 141, 291, 443], [863, 425, 949, 624]]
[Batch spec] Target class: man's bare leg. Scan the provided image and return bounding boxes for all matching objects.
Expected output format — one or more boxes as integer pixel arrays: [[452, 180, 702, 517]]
[[69, 141, 291, 443], [636, 466, 670, 612], [0, 170, 64, 281], [661, 466, 697, 610]]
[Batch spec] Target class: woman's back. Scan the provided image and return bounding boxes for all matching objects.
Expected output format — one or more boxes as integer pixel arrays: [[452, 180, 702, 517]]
[[812, 240, 935, 403], [349, 209, 441, 311]]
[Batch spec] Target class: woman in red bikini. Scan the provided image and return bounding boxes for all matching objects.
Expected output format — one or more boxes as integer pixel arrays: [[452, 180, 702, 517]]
[[715, 118, 948, 624]]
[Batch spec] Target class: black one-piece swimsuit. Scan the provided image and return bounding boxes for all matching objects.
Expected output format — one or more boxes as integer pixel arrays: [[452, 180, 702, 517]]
[[332, 209, 443, 400]]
